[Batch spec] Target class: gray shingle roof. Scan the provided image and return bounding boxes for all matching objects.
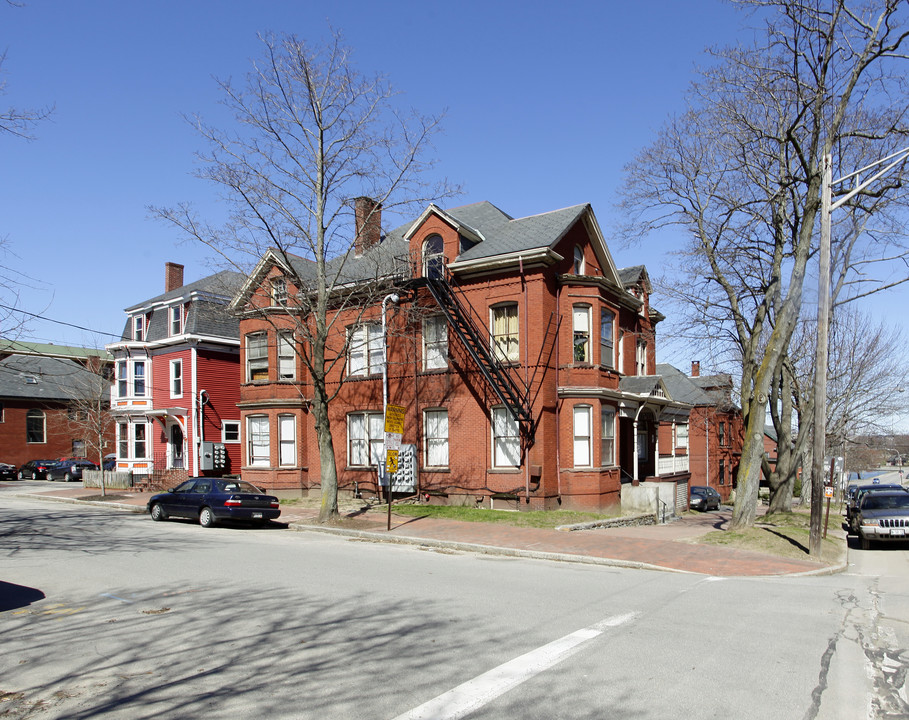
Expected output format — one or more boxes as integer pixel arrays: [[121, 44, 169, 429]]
[[0, 355, 108, 401]]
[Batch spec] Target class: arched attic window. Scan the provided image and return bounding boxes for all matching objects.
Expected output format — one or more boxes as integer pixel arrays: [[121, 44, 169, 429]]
[[423, 235, 445, 279], [573, 246, 585, 275]]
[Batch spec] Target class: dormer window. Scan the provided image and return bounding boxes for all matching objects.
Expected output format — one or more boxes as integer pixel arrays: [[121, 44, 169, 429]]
[[170, 306, 183, 336], [573, 246, 585, 275], [133, 315, 144, 341], [422, 235, 444, 279], [271, 277, 288, 306]]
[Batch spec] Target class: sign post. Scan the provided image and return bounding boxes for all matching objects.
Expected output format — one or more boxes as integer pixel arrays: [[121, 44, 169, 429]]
[[384, 404, 406, 531]]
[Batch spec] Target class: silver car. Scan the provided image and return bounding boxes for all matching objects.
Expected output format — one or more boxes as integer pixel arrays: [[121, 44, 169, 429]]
[[855, 490, 909, 549]]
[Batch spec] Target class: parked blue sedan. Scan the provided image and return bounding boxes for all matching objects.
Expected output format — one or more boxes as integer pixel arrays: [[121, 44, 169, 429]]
[[147, 477, 281, 528]]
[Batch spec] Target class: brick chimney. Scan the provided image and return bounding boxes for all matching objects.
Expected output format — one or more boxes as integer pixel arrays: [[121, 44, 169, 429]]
[[166, 262, 184, 292], [354, 197, 382, 256], [691, 361, 700, 377]]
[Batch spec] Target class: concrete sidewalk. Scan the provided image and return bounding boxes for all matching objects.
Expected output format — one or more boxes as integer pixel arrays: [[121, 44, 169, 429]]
[[14, 486, 846, 577]]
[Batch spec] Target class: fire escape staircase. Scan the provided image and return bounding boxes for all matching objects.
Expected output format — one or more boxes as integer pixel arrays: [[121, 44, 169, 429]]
[[420, 275, 537, 450]]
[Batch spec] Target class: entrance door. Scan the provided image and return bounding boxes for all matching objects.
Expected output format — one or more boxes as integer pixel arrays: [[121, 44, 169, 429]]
[[170, 424, 184, 469]]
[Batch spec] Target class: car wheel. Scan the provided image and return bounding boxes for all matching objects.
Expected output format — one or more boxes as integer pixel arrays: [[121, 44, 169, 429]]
[[199, 507, 215, 528], [32, 471, 38, 480], [64, 472, 73, 482], [19, 471, 26, 480], [150, 504, 167, 522]]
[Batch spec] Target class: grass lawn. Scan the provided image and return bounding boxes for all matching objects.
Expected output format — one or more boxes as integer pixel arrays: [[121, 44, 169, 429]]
[[388, 503, 621, 529]]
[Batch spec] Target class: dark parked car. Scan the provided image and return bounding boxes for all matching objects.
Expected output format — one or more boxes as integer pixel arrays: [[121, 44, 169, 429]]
[[147, 478, 281, 528], [17, 459, 59, 480], [46, 459, 99, 482], [855, 490, 909, 549], [690, 485, 721, 511], [0, 463, 17, 480], [846, 483, 907, 532]]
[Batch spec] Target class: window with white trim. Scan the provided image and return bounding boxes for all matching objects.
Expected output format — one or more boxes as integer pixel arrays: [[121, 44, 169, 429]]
[[133, 315, 144, 341], [676, 422, 689, 449], [247, 415, 270, 466], [117, 361, 127, 397], [573, 405, 592, 467], [134, 423, 147, 459], [423, 235, 445, 279], [491, 304, 519, 363], [492, 407, 520, 468], [423, 315, 448, 370], [170, 359, 183, 397], [348, 323, 383, 377], [133, 361, 146, 396], [600, 310, 614, 368], [222, 421, 240, 443], [118, 423, 128, 458], [278, 414, 296, 466], [424, 409, 449, 468], [718, 421, 727, 447], [246, 333, 269, 382], [278, 331, 295, 380], [636, 338, 647, 375], [348, 411, 384, 467], [170, 305, 183, 336], [573, 246, 585, 274], [573, 305, 591, 363], [601, 405, 616, 466], [26, 409, 45, 443], [271, 277, 288, 306]]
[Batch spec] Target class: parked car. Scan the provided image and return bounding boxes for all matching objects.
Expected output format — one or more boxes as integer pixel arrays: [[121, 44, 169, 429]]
[[147, 478, 281, 528], [0, 462, 17, 480], [17, 459, 60, 480], [690, 485, 721, 511], [854, 490, 909, 549], [846, 483, 907, 532], [46, 459, 99, 482]]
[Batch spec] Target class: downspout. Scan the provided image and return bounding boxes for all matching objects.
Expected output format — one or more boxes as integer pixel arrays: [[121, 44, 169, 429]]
[[198, 389, 208, 475], [555, 281, 562, 501], [520, 255, 530, 503]]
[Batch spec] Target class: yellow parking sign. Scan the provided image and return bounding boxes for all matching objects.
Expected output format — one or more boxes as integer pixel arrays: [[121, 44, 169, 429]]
[[385, 404, 406, 434]]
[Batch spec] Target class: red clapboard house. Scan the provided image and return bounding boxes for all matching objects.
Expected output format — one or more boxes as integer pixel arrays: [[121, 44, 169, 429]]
[[105, 263, 245, 487], [230, 200, 695, 513]]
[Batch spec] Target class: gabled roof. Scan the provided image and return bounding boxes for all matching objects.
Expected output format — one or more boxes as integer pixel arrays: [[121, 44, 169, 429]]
[[0, 339, 110, 361], [656, 363, 739, 411], [0, 354, 108, 401]]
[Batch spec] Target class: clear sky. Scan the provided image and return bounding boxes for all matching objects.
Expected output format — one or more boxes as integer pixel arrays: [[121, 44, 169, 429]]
[[2, 0, 906, 382]]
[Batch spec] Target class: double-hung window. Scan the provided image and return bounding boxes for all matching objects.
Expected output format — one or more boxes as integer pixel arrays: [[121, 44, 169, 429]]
[[170, 306, 183, 336], [271, 277, 288, 306], [348, 411, 384, 467], [573, 305, 591, 363], [348, 323, 383, 377], [573, 405, 592, 467], [492, 407, 520, 467], [117, 361, 127, 397], [278, 414, 296, 466], [636, 339, 647, 375], [134, 423, 147, 459], [170, 359, 183, 397], [491, 304, 519, 363], [423, 235, 445, 279], [247, 416, 270, 466], [600, 310, 614, 368], [718, 421, 727, 447], [133, 315, 144, 341], [278, 331, 295, 380], [677, 423, 689, 449], [601, 406, 616, 466], [133, 361, 146, 397], [118, 422, 129, 458], [423, 316, 448, 370], [26, 409, 45, 443], [246, 333, 269, 382], [424, 409, 449, 468]]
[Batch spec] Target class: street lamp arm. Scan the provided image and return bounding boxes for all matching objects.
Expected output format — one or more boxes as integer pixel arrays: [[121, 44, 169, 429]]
[[831, 145, 909, 211]]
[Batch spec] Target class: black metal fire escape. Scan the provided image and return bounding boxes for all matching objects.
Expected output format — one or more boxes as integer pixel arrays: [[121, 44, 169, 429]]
[[419, 275, 536, 450]]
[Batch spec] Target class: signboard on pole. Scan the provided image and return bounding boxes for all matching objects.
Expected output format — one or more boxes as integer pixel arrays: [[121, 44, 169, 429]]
[[384, 404, 406, 434]]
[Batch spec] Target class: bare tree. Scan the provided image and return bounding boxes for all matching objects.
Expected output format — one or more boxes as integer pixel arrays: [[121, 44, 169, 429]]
[[621, 0, 909, 530], [153, 31, 455, 523], [62, 358, 116, 496]]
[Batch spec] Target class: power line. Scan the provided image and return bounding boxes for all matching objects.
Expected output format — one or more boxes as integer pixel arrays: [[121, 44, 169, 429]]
[[0, 303, 122, 339]]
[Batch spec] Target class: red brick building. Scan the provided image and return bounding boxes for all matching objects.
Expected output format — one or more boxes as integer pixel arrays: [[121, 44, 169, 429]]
[[232, 201, 694, 512], [105, 263, 244, 484], [0, 340, 114, 471], [657, 362, 744, 502]]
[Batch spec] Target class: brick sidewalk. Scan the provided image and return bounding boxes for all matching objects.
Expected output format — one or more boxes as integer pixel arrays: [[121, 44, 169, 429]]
[[16, 486, 844, 577]]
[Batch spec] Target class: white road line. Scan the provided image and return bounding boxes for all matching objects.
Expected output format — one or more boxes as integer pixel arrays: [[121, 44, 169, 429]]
[[99, 593, 133, 604], [392, 612, 639, 720]]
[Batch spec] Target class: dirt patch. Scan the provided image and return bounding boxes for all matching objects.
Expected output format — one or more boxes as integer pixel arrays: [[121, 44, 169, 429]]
[[77, 494, 132, 503]]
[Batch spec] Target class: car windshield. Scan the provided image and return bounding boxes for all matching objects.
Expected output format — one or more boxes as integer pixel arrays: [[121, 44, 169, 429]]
[[862, 494, 909, 510], [215, 479, 263, 494]]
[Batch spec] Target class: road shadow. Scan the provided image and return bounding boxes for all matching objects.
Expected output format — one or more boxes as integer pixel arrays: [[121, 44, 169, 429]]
[[0, 581, 45, 611]]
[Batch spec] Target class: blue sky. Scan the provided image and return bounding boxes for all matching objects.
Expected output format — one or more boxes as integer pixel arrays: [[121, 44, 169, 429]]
[[2, 0, 906, 383]]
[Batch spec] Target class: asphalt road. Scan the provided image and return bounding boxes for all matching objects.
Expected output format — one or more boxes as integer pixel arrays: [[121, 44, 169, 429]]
[[1, 491, 907, 719]]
